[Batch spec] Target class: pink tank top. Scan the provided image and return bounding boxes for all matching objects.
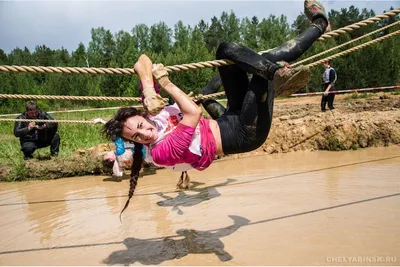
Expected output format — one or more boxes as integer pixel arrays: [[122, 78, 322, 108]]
[[145, 105, 217, 171]]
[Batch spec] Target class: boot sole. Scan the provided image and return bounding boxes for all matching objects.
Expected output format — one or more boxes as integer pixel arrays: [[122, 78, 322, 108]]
[[274, 66, 311, 98]]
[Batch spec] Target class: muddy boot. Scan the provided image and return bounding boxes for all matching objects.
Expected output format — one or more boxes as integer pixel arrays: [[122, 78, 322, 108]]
[[304, 0, 332, 32], [272, 61, 311, 97]]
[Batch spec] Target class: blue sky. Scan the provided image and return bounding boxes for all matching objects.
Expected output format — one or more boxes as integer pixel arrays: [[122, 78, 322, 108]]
[[0, 0, 398, 53]]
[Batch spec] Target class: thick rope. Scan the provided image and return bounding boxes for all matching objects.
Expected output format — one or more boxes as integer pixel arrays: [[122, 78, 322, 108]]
[[2, 83, 399, 124], [0, 94, 168, 102], [315, 9, 400, 41], [0, 92, 224, 102], [0, 118, 96, 124], [258, 9, 400, 54], [292, 20, 400, 67], [306, 29, 400, 68], [0, 9, 398, 76]]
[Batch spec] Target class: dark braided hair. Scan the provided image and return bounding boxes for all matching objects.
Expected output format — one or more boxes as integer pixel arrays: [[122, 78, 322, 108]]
[[119, 142, 143, 221], [102, 107, 147, 220]]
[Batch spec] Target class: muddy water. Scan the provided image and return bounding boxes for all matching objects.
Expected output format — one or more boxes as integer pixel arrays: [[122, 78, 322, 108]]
[[0, 146, 399, 266]]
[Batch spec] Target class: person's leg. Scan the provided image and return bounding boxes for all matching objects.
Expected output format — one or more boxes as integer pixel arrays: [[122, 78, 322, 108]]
[[263, 0, 330, 63], [217, 42, 279, 83], [198, 74, 227, 119], [50, 133, 60, 156], [38, 131, 60, 156], [321, 95, 327, 112], [263, 18, 328, 64], [216, 75, 273, 155], [202, 99, 226, 119], [21, 141, 37, 159], [328, 93, 335, 110], [216, 42, 310, 105], [215, 42, 260, 112], [201, 75, 223, 95], [240, 76, 274, 152]]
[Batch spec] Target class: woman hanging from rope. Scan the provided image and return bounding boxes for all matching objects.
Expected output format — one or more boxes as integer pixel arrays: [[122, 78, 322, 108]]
[[103, 0, 331, 215]]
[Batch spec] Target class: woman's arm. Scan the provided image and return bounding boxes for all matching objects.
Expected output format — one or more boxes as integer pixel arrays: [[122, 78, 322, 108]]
[[134, 55, 165, 115], [153, 64, 202, 128]]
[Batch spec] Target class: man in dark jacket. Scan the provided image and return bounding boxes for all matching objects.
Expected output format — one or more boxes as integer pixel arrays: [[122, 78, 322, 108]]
[[321, 60, 337, 112], [14, 101, 60, 159]]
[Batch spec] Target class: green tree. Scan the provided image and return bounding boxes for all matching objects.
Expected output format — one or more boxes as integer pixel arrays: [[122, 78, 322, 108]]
[[241, 16, 259, 50], [149, 22, 172, 55]]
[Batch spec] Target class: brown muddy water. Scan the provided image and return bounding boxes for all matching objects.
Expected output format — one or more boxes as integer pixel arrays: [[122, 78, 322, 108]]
[[0, 147, 399, 266]]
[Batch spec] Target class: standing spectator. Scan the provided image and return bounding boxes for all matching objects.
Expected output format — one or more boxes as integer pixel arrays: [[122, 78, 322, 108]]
[[321, 60, 337, 112], [14, 101, 60, 159]]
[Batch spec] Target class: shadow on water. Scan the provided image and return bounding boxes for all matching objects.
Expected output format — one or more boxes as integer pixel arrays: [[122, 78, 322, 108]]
[[156, 178, 236, 215], [103, 215, 249, 265], [1, 192, 398, 256]]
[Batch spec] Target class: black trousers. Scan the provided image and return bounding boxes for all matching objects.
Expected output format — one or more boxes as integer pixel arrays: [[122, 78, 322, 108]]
[[21, 133, 60, 158], [214, 21, 325, 155], [321, 93, 335, 111]]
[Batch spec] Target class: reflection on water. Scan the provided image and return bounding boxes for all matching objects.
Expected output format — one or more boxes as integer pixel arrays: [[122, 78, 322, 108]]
[[104, 215, 249, 265], [9, 181, 69, 247]]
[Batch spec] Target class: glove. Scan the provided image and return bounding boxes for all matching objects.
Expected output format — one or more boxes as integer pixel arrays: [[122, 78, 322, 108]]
[[152, 64, 168, 81], [142, 86, 165, 116]]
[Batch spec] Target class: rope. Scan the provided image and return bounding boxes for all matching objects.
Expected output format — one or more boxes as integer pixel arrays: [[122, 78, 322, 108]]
[[0, 60, 233, 76], [0, 94, 168, 102], [3, 83, 398, 124], [291, 85, 400, 97], [292, 20, 400, 67], [306, 29, 400, 68], [0, 118, 97, 124], [0, 91, 225, 102], [311, 9, 400, 41], [0, 105, 141, 117], [0, 9, 398, 76], [257, 8, 399, 54]]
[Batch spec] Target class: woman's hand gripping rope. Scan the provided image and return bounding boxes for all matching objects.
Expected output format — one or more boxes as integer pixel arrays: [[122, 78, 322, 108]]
[[141, 64, 167, 116]]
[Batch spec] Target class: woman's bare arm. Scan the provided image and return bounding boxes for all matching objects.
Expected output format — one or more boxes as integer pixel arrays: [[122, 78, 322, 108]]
[[153, 64, 202, 128], [134, 55, 165, 115]]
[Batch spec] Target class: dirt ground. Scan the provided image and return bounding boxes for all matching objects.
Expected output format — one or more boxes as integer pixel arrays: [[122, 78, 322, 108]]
[[3, 92, 400, 180], [261, 92, 400, 154]]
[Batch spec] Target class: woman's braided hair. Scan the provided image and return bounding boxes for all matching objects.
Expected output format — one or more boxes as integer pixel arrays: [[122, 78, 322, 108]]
[[102, 107, 146, 220], [119, 143, 143, 220]]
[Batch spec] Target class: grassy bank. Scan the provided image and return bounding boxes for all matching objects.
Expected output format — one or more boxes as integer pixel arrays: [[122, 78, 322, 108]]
[[0, 109, 117, 181]]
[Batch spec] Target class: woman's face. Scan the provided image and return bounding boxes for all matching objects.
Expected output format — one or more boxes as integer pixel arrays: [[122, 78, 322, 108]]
[[122, 115, 158, 144]]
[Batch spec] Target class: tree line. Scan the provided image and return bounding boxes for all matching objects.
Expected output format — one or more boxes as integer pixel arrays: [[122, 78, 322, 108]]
[[0, 6, 399, 113]]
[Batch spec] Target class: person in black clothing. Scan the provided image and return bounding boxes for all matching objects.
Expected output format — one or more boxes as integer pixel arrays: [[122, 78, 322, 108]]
[[14, 101, 60, 159], [321, 60, 337, 112]]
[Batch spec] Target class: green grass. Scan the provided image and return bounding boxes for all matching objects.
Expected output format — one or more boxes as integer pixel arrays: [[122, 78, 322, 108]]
[[344, 92, 373, 100], [391, 89, 400, 95]]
